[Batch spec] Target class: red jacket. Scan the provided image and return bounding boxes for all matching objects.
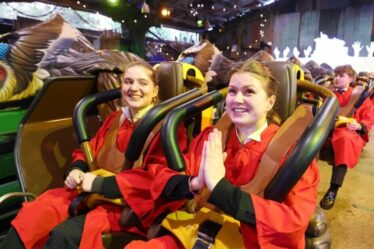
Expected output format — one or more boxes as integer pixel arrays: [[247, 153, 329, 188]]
[[141, 125, 319, 249], [12, 110, 188, 249], [332, 88, 374, 168]]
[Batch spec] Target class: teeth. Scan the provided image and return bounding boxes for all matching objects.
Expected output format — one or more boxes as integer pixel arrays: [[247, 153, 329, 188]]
[[233, 108, 247, 113]]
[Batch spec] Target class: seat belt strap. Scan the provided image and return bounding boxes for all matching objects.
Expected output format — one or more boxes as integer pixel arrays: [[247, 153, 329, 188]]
[[192, 220, 223, 249]]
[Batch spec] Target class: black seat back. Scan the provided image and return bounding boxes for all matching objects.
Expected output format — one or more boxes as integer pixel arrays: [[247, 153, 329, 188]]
[[265, 61, 298, 122]]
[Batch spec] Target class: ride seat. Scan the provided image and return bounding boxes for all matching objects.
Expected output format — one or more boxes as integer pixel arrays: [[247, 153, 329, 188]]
[[156, 61, 205, 102], [0, 76, 99, 241], [14, 76, 99, 197]]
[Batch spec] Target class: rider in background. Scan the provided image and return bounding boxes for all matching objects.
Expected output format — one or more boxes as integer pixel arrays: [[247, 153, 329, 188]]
[[320, 64, 374, 210]]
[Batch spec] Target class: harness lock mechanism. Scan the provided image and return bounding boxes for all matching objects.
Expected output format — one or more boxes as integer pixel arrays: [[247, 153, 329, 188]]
[[193, 220, 223, 249]]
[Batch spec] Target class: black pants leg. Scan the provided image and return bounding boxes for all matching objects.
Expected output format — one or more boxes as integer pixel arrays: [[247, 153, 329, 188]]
[[0, 226, 25, 249], [44, 214, 86, 249], [331, 164, 348, 188]]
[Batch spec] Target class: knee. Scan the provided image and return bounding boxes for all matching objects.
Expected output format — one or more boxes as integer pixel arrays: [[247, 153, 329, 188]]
[[49, 224, 74, 240], [45, 220, 82, 248]]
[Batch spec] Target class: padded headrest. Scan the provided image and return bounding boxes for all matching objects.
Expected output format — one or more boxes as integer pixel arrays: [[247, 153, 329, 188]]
[[315, 74, 334, 86], [265, 61, 298, 123], [357, 72, 369, 87], [156, 62, 204, 102]]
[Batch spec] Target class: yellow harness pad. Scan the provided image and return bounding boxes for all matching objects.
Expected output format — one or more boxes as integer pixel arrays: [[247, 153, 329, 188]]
[[335, 115, 356, 127], [91, 168, 116, 177], [85, 168, 125, 208], [162, 207, 243, 249]]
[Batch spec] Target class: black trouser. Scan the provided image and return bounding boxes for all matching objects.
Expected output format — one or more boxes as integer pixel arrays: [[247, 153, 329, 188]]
[[331, 164, 347, 187], [0, 226, 25, 249], [44, 214, 86, 249], [0, 214, 86, 249]]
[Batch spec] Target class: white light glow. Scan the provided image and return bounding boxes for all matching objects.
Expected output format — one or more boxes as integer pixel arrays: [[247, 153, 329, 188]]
[[274, 33, 374, 72], [0, 2, 121, 32], [147, 26, 200, 45]]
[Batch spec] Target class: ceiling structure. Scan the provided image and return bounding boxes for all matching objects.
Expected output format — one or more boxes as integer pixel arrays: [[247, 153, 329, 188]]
[[146, 0, 278, 31], [2, 0, 279, 32]]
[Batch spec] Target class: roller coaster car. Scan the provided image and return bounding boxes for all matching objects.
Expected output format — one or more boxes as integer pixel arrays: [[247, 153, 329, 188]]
[[0, 75, 98, 239], [0, 61, 208, 248], [0, 90, 45, 210], [160, 61, 339, 249], [0, 102, 29, 226]]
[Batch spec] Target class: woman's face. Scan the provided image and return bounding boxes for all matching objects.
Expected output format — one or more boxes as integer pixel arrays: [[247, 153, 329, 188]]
[[226, 72, 275, 129], [334, 72, 352, 89], [121, 65, 159, 114]]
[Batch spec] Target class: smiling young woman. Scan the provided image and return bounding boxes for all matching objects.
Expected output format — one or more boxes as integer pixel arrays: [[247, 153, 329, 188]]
[[0, 61, 188, 249], [125, 60, 320, 249]]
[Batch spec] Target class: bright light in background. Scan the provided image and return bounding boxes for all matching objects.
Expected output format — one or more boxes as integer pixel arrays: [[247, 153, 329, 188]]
[[106, 0, 119, 7], [274, 33, 374, 72], [161, 7, 171, 17], [0, 2, 121, 32], [147, 26, 200, 45], [196, 19, 203, 27], [258, 0, 276, 5]]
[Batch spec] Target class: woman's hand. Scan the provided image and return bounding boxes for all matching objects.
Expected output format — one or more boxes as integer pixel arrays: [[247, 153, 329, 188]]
[[204, 129, 227, 191], [80, 172, 98, 192], [190, 141, 208, 191], [65, 169, 83, 189], [347, 119, 361, 131]]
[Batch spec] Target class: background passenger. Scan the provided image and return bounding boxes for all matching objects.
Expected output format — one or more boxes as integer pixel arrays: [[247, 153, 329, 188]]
[[320, 65, 374, 210]]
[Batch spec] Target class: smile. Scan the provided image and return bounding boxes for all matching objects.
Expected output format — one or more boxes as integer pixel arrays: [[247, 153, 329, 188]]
[[128, 95, 142, 99], [232, 108, 248, 113]]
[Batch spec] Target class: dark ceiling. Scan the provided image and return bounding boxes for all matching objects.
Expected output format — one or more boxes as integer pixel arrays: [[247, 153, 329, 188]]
[[3, 0, 374, 32], [145, 0, 277, 31], [3, 0, 279, 32]]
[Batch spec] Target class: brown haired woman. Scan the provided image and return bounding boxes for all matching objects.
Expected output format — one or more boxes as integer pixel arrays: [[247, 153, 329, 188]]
[[125, 60, 319, 249], [1, 61, 187, 249]]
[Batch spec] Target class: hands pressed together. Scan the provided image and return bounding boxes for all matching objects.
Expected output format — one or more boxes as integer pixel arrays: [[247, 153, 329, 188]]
[[64, 169, 97, 192], [189, 129, 227, 192], [346, 119, 362, 132]]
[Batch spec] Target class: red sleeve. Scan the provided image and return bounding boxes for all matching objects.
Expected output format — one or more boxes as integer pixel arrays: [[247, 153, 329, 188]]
[[243, 160, 320, 248], [115, 124, 191, 229], [146, 126, 214, 202], [71, 111, 120, 164], [353, 98, 374, 133], [143, 124, 189, 166]]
